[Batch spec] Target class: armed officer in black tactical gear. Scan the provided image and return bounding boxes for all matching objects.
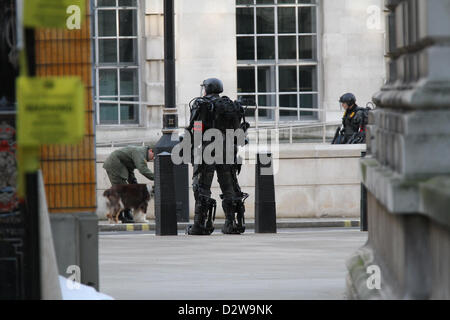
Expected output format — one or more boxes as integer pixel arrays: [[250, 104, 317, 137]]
[[332, 93, 367, 144], [186, 78, 250, 235]]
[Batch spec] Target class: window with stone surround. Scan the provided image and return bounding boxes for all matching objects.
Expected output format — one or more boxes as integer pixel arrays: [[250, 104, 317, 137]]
[[94, 0, 141, 125], [236, 0, 319, 122]]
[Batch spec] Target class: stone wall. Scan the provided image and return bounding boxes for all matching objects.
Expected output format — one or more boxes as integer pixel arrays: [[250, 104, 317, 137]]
[[347, 0, 450, 300], [96, 144, 365, 220], [322, 0, 386, 122]]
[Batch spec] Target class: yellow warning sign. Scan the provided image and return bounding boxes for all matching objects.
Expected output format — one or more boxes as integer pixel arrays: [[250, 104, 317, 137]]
[[17, 77, 85, 146], [23, 0, 85, 29]]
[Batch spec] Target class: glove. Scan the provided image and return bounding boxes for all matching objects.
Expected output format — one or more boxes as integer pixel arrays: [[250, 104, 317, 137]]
[[128, 177, 138, 184]]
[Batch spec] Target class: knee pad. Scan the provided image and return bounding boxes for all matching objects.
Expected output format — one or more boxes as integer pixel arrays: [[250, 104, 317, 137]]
[[198, 193, 213, 207]]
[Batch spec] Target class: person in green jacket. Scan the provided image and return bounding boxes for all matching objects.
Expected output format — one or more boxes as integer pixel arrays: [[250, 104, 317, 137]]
[[103, 146, 155, 186], [103, 146, 155, 223]]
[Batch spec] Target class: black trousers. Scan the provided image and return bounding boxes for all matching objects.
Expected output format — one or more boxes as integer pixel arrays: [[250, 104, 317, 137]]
[[192, 163, 243, 221]]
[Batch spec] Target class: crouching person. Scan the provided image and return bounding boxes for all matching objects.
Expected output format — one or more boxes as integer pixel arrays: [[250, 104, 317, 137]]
[[332, 93, 370, 145], [103, 146, 155, 223]]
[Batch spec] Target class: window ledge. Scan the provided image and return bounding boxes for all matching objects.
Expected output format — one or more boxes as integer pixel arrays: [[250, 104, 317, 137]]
[[96, 125, 145, 131]]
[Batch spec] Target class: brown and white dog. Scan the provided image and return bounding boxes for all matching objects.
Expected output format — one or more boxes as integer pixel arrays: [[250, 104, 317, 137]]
[[103, 184, 153, 224]]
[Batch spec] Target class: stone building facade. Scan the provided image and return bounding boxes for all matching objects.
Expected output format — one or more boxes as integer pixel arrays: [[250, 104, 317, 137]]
[[347, 0, 450, 299], [93, 0, 386, 146]]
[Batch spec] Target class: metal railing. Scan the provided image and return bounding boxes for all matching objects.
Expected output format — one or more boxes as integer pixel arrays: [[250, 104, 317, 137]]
[[248, 121, 341, 144], [96, 139, 149, 148]]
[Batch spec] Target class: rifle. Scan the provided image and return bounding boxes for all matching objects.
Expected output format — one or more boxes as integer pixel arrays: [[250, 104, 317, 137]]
[[332, 126, 345, 144], [235, 98, 254, 147], [347, 131, 366, 144]]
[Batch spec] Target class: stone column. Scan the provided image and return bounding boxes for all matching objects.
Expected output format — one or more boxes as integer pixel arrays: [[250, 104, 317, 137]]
[[346, 0, 450, 300], [144, 0, 166, 130]]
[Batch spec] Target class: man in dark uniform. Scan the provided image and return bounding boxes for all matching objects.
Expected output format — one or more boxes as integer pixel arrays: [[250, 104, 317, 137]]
[[332, 93, 367, 144], [186, 78, 249, 235], [103, 146, 155, 222]]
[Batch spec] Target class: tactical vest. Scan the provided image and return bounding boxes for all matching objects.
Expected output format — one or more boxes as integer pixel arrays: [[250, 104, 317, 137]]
[[189, 95, 246, 134], [343, 106, 366, 136]]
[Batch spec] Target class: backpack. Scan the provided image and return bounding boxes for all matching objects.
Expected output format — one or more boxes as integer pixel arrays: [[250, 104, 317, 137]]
[[348, 104, 373, 144], [211, 96, 243, 132], [358, 106, 371, 128]]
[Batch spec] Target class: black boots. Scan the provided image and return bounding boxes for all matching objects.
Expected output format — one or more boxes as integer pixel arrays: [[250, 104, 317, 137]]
[[187, 199, 246, 235], [119, 209, 135, 224], [187, 197, 216, 236], [221, 219, 238, 234], [221, 198, 246, 235], [187, 223, 209, 235], [187, 213, 214, 235], [221, 213, 245, 235]]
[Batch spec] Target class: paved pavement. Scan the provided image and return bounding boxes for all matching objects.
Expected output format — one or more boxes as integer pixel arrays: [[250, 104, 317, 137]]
[[99, 228, 368, 300]]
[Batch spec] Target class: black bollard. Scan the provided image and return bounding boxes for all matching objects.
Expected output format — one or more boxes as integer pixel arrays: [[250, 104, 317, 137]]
[[361, 151, 368, 231], [361, 183, 368, 231], [255, 153, 277, 233], [154, 134, 190, 223], [154, 152, 178, 236], [173, 163, 190, 222]]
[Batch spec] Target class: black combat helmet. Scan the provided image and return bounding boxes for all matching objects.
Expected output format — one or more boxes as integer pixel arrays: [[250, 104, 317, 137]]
[[201, 78, 224, 95], [339, 93, 356, 106]]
